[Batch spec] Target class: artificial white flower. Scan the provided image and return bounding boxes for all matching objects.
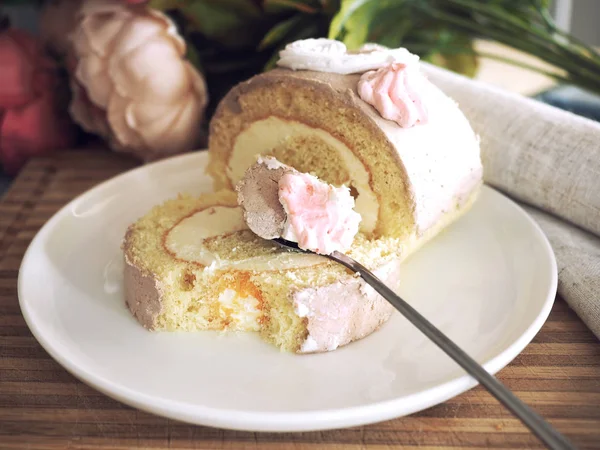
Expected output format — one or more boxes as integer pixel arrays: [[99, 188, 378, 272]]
[[68, 0, 208, 160]]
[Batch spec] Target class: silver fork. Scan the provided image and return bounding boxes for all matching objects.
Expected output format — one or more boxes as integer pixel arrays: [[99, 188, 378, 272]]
[[274, 238, 576, 450]]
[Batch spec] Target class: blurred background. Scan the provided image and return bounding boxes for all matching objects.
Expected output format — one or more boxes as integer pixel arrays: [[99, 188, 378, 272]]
[[1, 0, 599, 194], [4, 1, 600, 45]]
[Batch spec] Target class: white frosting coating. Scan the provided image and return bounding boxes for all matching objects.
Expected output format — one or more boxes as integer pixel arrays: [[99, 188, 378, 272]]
[[277, 38, 419, 75], [293, 289, 312, 318], [300, 336, 319, 353], [294, 258, 399, 353], [354, 76, 482, 232], [294, 302, 310, 318]]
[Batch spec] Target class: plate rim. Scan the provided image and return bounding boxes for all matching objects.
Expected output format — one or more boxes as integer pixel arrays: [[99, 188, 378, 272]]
[[17, 151, 558, 432]]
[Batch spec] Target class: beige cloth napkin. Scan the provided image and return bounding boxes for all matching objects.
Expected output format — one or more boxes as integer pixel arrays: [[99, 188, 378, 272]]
[[422, 63, 600, 339]]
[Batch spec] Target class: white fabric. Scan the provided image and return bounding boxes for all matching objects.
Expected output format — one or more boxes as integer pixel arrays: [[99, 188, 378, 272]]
[[422, 62, 600, 338], [525, 205, 600, 338]]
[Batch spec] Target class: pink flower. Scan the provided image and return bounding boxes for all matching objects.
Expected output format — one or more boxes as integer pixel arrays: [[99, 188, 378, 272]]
[[0, 28, 76, 175]]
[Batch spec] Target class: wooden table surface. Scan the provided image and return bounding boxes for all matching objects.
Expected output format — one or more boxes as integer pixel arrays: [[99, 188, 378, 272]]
[[1, 150, 600, 450]]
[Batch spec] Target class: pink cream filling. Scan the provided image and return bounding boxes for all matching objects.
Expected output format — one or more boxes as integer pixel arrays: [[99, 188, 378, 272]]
[[357, 62, 428, 128], [278, 172, 361, 255]]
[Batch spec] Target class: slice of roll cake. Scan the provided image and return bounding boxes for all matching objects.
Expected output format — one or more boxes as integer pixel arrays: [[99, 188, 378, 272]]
[[207, 39, 483, 245], [123, 190, 402, 353]]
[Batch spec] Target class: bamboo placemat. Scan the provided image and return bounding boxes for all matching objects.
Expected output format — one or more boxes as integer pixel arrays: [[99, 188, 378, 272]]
[[1, 150, 600, 450]]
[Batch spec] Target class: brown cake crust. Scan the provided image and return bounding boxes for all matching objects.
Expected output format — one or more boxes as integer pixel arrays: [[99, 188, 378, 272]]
[[123, 229, 162, 329], [235, 160, 288, 240]]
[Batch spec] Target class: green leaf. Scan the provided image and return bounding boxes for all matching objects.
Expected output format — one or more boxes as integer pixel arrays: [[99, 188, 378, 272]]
[[423, 33, 479, 77], [178, 0, 264, 48], [264, 45, 286, 71], [263, 15, 320, 70], [428, 51, 479, 77], [340, 1, 379, 49], [200, 0, 262, 17], [148, 0, 182, 11], [366, 2, 415, 48], [258, 14, 304, 50], [328, 0, 376, 40]]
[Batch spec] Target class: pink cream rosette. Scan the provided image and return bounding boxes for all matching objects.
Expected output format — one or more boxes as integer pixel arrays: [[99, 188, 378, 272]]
[[358, 62, 429, 128], [279, 172, 361, 255]]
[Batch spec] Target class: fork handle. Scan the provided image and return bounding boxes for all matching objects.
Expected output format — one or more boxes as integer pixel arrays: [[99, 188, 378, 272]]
[[329, 251, 576, 450]]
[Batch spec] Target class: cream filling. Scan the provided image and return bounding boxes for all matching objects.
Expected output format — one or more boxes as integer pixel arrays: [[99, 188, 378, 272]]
[[228, 117, 379, 234], [164, 205, 323, 271], [217, 288, 261, 331]]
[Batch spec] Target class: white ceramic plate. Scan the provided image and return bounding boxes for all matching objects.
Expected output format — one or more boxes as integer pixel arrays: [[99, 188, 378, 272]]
[[19, 152, 557, 432]]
